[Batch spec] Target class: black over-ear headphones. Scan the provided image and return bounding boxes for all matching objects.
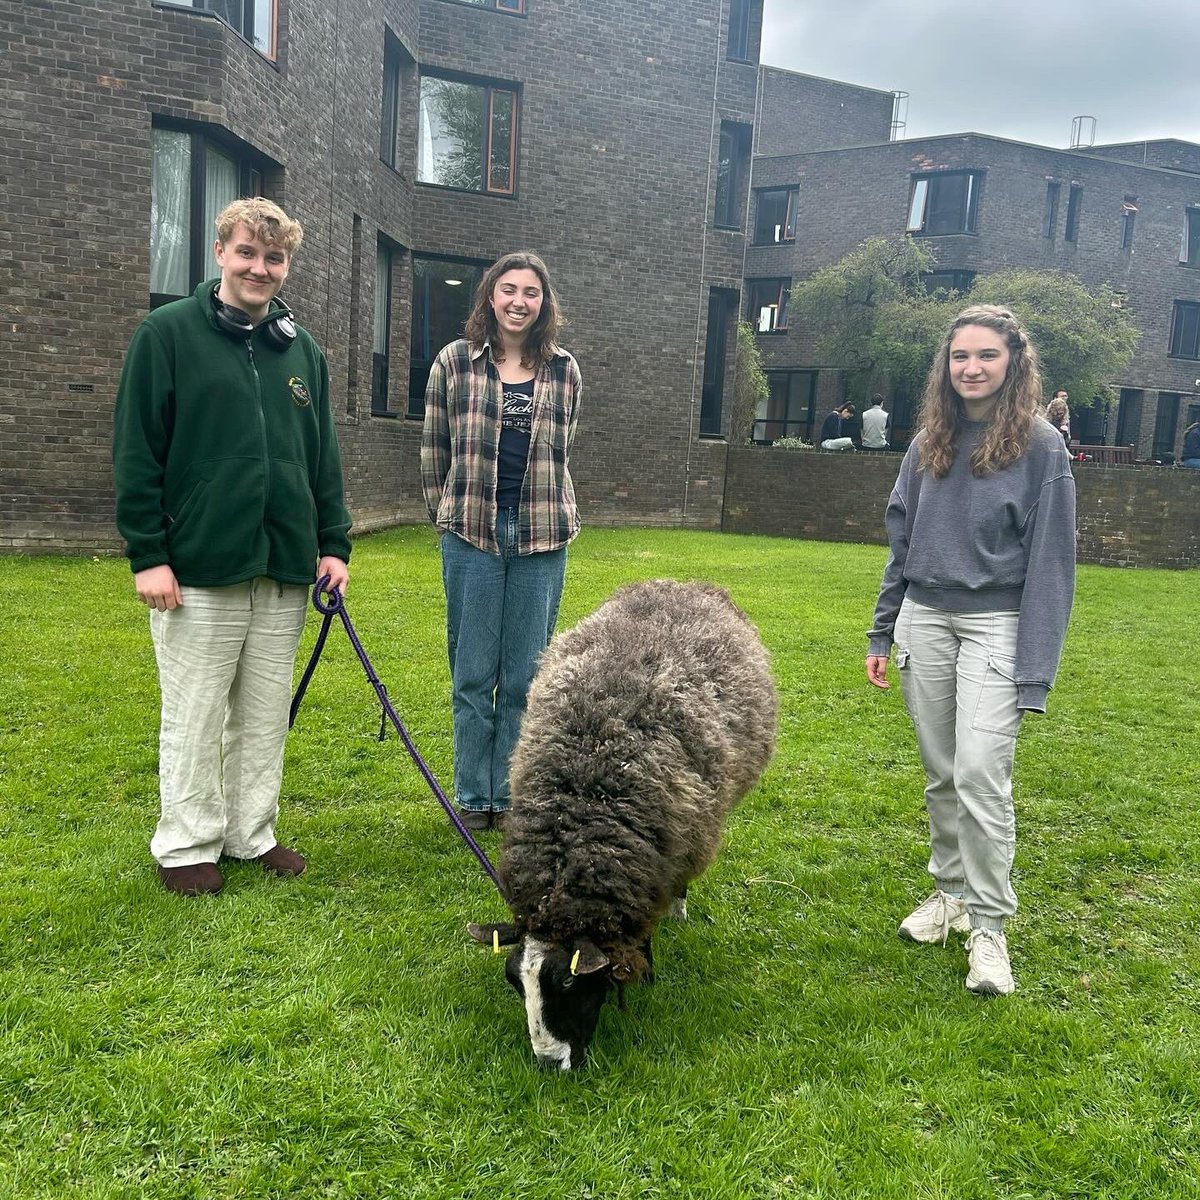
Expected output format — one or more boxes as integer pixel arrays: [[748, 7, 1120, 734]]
[[211, 286, 297, 352]]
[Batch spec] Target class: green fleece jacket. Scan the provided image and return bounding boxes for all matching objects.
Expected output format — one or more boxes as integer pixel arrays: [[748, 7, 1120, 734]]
[[113, 280, 352, 586]]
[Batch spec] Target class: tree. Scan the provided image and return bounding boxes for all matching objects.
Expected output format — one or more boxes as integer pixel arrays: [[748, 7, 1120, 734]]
[[789, 236, 945, 408], [790, 237, 1141, 418], [968, 270, 1140, 413], [727, 320, 768, 446]]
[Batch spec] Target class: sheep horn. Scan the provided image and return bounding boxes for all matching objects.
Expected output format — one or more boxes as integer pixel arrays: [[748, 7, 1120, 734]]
[[570, 939, 609, 975], [467, 922, 519, 947]]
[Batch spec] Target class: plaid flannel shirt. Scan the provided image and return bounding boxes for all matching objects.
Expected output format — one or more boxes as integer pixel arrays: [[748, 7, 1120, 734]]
[[421, 338, 582, 555]]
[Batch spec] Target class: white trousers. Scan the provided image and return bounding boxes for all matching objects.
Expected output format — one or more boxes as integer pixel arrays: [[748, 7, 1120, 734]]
[[149, 578, 308, 867], [821, 437, 855, 451], [894, 598, 1022, 929]]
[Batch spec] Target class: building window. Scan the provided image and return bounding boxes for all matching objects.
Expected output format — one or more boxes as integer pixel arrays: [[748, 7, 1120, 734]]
[[417, 75, 518, 195], [753, 187, 798, 244], [714, 121, 752, 230], [746, 278, 790, 333], [150, 124, 266, 307], [753, 371, 816, 443], [728, 0, 752, 61], [700, 289, 737, 437], [380, 34, 402, 168], [1119, 195, 1138, 250], [906, 170, 981, 236], [1064, 184, 1083, 242], [1043, 181, 1060, 238], [1115, 389, 1142, 449], [922, 270, 976, 295], [373, 240, 395, 415], [1170, 301, 1200, 359], [1153, 392, 1180, 461], [156, 0, 278, 58], [441, 0, 525, 11], [1179, 207, 1200, 267], [409, 255, 486, 417]]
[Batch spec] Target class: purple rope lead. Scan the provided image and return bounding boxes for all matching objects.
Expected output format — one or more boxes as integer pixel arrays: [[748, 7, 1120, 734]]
[[290, 577, 509, 902]]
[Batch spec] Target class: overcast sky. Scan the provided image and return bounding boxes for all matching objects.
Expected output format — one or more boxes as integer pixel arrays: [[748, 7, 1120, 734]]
[[760, 0, 1200, 149]]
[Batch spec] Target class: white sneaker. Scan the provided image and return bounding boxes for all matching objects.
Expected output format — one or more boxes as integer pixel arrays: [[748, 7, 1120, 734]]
[[898, 890, 970, 944], [965, 928, 1015, 996]]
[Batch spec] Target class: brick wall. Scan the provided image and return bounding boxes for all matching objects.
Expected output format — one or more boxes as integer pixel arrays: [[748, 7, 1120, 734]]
[[746, 132, 1200, 462], [722, 447, 1200, 569], [2, 0, 761, 552]]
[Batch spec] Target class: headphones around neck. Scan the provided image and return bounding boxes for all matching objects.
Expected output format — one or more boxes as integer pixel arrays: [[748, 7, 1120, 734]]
[[211, 286, 297, 352]]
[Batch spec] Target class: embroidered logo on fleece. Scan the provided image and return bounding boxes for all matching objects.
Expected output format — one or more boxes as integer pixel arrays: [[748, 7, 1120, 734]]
[[288, 376, 312, 407]]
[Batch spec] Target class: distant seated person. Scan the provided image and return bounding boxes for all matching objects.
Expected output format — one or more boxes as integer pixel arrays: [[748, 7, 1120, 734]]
[[1183, 421, 1200, 468], [820, 402, 856, 451], [861, 395, 890, 450]]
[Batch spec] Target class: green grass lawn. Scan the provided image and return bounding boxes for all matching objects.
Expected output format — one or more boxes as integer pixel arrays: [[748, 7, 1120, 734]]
[[2, 526, 1197, 1199]]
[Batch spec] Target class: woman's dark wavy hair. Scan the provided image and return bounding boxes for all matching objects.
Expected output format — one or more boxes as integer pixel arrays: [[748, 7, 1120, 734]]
[[917, 303, 1042, 478], [464, 251, 565, 369]]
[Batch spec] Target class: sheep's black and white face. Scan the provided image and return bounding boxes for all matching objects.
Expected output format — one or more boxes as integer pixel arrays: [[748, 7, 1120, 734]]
[[505, 938, 609, 1071]]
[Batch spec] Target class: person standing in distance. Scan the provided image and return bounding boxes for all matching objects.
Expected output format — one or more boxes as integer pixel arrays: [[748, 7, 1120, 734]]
[[421, 251, 582, 831], [113, 197, 351, 897], [866, 305, 1075, 995]]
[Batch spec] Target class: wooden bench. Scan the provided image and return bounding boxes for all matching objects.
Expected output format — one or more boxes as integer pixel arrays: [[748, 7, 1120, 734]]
[[1072, 444, 1134, 465]]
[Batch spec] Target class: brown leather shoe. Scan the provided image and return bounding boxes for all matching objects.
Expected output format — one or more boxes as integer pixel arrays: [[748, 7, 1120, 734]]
[[454, 806, 492, 831], [158, 862, 224, 896], [256, 844, 306, 876]]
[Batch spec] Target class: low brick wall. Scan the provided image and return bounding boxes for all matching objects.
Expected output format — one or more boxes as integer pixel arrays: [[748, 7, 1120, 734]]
[[722, 447, 1200, 569]]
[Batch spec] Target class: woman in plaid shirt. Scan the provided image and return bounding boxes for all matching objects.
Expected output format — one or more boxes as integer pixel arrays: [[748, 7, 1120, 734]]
[[421, 252, 583, 832]]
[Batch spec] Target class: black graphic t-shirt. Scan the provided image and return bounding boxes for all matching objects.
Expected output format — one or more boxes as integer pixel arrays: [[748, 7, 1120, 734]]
[[496, 377, 534, 508]]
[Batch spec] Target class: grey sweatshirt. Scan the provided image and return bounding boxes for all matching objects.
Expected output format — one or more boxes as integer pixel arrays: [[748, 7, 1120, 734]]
[[868, 417, 1076, 712]]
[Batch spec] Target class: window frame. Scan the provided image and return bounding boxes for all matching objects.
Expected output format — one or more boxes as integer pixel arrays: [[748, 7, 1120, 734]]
[[1119, 195, 1137, 251], [154, 0, 279, 60], [752, 186, 798, 245], [753, 370, 817, 444], [437, 0, 525, 12], [1179, 206, 1200, 267], [1169, 300, 1200, 360], [1043, 181, 1060, 239], [1064, 183, 1083, 242], [408, 253, 489, 418], [746, 278, 790, 334], [373, 239, 397, 416], [380, 33, 402, 169], [417, 72, 520, 198], [905, 169, 982, 237], [727, 0, 752, 62], [149, 121, 267, 309], [714, 121, 752, 230], [922, 269, 976, 296]]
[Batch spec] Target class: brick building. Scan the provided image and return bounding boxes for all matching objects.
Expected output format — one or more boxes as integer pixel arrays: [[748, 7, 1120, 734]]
[[747, 117, 1200, 460], [2, 0, 797, 551]]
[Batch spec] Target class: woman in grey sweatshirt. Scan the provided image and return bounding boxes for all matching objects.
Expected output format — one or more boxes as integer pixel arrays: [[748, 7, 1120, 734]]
[[866, 304, 1076, 997]]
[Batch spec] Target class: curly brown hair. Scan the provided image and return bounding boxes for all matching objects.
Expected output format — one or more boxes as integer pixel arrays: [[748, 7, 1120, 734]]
[[463, 251, 564, 369], [917, 304, 1042, 478], [215, 197, 304, 255]]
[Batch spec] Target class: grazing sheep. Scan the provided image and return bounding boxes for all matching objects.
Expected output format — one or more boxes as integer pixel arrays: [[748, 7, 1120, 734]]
[[468, 579, 778, 1070]]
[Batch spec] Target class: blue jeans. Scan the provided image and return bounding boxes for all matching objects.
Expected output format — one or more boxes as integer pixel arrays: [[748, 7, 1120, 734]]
[[440, 510, 567, 812]]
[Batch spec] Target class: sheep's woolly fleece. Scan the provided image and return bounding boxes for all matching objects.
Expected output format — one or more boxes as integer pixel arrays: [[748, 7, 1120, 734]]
[[500, 579, 779, 980]]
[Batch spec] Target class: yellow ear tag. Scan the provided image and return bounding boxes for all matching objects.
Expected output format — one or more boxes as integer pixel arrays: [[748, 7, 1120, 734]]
[[570, 950, 581, 975], [492, 929, 501, 954]]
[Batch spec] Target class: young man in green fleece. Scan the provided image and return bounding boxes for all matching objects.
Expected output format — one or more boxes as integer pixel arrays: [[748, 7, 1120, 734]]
[[113, 197, 351, 897]]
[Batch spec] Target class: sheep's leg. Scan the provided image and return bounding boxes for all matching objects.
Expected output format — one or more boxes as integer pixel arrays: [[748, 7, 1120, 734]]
[[668, 888, 689, 922], [642, 936, 654, 985]]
